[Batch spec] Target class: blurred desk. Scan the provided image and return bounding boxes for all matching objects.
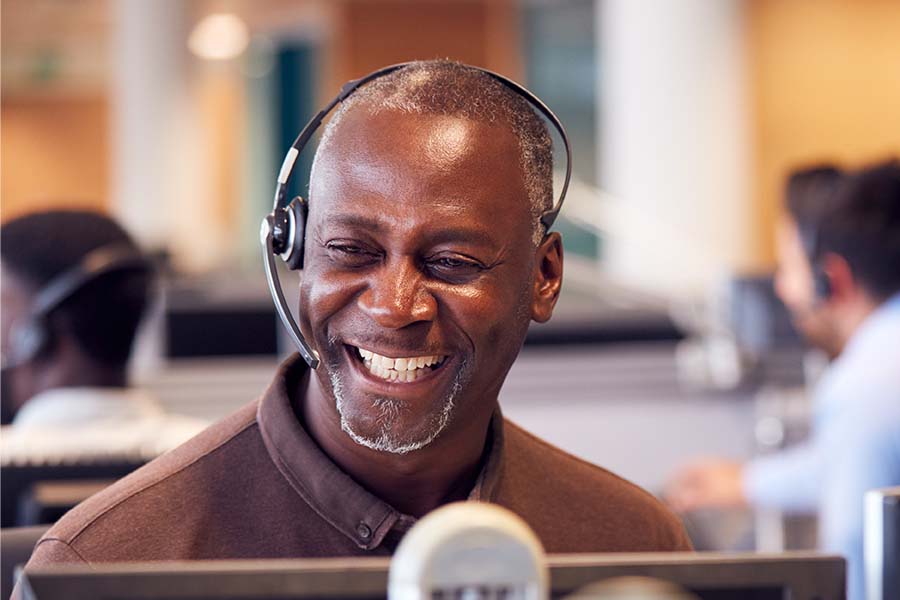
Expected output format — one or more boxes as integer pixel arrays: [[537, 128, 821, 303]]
[[526, 285, 682, 345], [0, 460, 146, 527], [18, 480, 114, 526], [500, 342, 757, 493]]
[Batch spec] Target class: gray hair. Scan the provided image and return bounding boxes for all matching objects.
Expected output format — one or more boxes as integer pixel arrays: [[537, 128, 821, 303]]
[[311, 60, 554, 244]]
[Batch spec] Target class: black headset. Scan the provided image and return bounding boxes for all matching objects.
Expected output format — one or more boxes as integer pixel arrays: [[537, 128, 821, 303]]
[[798, 222, 832, 300], [261, 62, 572, 370], [2, 245, 151, 369]]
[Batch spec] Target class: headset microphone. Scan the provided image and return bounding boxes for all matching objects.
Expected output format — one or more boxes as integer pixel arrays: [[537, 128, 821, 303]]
[[261, 62, 572, 370], [799, 222, 832, 301], [260, 209, 319, 368], [388, 502, 548, 600]]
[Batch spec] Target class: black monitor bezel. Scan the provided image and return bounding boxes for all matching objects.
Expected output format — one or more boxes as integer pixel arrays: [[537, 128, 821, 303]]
[[19, 552, 845, 600]]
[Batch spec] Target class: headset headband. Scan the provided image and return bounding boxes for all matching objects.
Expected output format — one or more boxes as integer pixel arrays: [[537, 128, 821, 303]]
[[29, 245, 150, 320], [271, 62, 572, 229]]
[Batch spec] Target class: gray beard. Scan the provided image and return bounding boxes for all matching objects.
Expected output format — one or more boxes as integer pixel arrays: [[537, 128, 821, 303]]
[[328, 363, 463, 455]]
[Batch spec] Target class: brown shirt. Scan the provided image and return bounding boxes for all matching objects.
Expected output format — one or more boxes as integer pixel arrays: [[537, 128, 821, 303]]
[[24, 355, 691, 568]]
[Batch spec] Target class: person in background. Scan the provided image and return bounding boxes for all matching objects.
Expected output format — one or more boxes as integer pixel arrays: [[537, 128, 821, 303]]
[[1, 210, 206, 461], [666, 160, 900, 600]]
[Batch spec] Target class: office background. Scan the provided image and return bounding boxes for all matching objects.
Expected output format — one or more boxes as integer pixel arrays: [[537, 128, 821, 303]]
[[3, 0, 900, 551]]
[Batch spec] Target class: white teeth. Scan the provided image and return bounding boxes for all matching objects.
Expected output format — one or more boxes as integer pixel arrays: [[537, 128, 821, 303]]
[[355, 347, 446, 383]]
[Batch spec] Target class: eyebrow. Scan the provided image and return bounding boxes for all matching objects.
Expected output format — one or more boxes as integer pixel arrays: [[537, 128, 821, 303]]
[[324, 214, 388, 234]]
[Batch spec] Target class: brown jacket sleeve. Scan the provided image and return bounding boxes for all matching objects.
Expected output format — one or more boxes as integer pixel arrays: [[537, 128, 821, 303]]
[[660, 512, 694, 551]]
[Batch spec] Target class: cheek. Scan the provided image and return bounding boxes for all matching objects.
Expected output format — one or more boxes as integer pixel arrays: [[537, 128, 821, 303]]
[[298, 270, 360, 333], [775, 253, 814, 311], [444, 277, 531, 355]]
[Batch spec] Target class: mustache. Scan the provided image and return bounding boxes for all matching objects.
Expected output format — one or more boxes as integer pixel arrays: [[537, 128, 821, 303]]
[[327, 333, 444, 356]]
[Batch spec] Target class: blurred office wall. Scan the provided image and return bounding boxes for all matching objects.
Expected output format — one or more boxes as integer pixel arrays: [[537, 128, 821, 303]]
[[748, 0, 900, 266], [599, 0, 752, 296], [1, 0, 111, 219], [5, 0, 899, 284], [2, 0, 530, 272]]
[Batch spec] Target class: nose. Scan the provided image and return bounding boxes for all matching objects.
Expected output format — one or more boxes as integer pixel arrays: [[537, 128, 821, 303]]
[[357, 257, 437, 329]]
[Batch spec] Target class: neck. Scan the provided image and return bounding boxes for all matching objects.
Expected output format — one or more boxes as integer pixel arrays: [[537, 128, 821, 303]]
[[300, 373, 494, 518], [34, 342, 128, 396], [834, 292, 881, 354], [36, 363, 127, 395]]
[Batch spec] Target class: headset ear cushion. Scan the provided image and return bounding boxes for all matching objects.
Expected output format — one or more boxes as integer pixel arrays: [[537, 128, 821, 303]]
[[9, 319, 47, 367], [282, 196, 308, 271]]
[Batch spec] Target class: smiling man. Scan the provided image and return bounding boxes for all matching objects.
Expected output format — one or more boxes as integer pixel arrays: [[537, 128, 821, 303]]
[[21, 61, 690, 574]]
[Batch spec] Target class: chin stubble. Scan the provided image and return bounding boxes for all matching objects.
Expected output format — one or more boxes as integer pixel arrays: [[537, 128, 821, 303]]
[[326, 351, 465, 455]]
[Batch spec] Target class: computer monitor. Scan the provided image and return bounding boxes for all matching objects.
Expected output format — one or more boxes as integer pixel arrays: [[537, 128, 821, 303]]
[[19, 552, 845, 600], [865, 487, 900, 600]]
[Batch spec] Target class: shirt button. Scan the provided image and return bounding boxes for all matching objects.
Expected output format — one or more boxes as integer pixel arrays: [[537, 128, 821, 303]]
[[356, 522, 372, 540]]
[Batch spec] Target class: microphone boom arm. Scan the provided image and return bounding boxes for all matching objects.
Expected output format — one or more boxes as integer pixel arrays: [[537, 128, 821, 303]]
[[261, 217, 320, 369]]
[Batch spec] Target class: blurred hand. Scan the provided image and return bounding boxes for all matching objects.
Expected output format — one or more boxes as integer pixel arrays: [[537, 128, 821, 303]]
[[664, 458, 748, 513]]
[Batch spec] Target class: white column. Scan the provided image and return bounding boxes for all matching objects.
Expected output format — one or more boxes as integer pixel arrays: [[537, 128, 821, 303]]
[[597, 0, 752, 297], [110, 0, 212, 270]]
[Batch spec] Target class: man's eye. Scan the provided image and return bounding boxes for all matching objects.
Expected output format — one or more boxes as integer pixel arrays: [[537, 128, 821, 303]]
[[325, 243, 379, 265], [437, 257, 474, 269], [427, 256, 484, 280]]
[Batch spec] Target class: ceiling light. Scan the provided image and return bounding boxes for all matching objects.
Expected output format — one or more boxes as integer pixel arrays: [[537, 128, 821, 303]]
[[188, 13, 249, 61]]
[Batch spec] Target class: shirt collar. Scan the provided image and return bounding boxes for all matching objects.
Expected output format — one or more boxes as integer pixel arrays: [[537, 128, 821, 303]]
[[833, 292, 900, 366], [256, 354, 505, 550], [814, 292, 900, 414], [12, 387, 162, 429]]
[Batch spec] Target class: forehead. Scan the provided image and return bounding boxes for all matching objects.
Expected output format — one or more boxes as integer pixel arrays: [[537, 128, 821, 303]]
[[776, 217, 814, 269], [776, 217, 804, 252], [309, 107, 531, 236]]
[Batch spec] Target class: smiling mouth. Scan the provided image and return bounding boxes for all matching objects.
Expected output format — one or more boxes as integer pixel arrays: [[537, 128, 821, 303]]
[[351, 345, 448, 383]]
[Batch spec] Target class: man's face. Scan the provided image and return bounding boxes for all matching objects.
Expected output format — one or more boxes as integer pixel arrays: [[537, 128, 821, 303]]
[[299, 107, 553, 453], [773, 218, 840, 356]]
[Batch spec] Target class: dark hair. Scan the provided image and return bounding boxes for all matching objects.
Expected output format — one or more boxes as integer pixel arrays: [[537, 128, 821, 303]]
[[784, 165, 845, 231], [0, 210, 153, 366], [787, 160, 900, 300]]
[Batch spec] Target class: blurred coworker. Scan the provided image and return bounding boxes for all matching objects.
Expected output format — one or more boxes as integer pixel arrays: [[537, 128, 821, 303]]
[[666, 161, 900, 600], [1, 210, 206, 460]]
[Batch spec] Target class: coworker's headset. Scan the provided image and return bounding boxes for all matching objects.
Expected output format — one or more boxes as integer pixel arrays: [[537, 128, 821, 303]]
[[261, 62, 572, 370], [799, 223, 833, 301], [2, 245, 150, 370]]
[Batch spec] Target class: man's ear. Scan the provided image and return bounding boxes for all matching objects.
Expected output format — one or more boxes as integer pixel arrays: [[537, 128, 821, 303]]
[[820, 252, 856, 303], [531, 232, 563, 323]]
